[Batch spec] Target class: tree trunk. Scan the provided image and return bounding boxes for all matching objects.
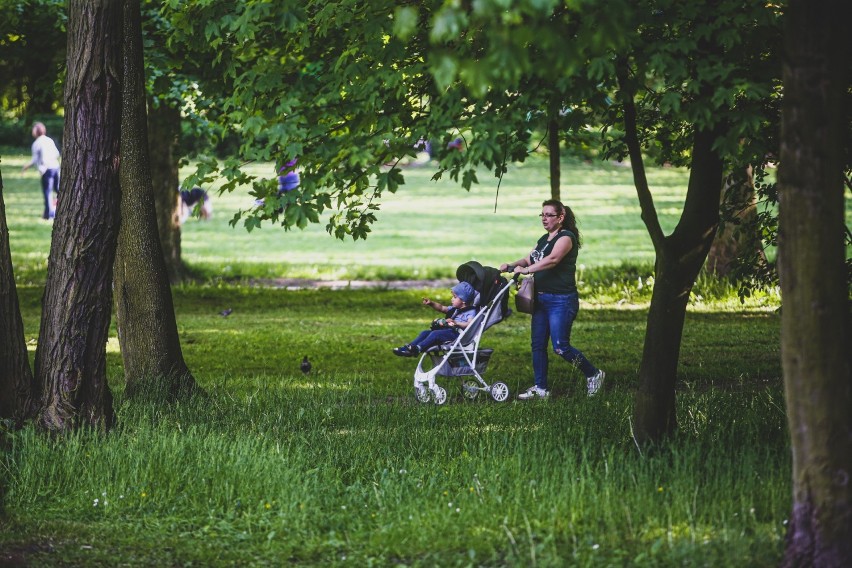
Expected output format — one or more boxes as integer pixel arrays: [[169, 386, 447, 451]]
[[33, 0, 123, 432], [548, 117, 561, 201], [706, 166, 765, 277], [0, 166, 34, 425], [779, 0, 852, 565], [115, 0, 198, 400], [147, 98, 185, 284], [632, 128, 724, 442]]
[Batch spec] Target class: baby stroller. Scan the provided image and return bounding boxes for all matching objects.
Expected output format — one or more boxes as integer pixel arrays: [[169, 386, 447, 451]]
[[413, 261, 514, 404]]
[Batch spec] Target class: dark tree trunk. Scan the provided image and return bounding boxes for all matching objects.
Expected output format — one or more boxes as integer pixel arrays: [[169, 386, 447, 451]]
[[115, 0, 198, 400], [33, 0, 123, 432], [0, 166, 34, 425], [617, 61, 726, 443], [147, 98, 186, 284], [632, 129, 724, 441], [779, 0, 852, 565], [548, 117, 561, 201]]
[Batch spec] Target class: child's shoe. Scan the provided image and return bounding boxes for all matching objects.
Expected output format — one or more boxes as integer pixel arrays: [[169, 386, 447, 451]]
[[393, 344, 419, 357]]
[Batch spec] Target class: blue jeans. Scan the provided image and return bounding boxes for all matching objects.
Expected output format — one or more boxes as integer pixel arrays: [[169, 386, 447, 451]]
[[41, 168, 60, 219], [410, 328, 458, 351], [531, 292, 598, 390]]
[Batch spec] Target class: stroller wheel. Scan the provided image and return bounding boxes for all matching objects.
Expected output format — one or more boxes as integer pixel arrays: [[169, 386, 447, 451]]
[[462, 380, 480, 400], [433, 386, 448, 405], [489, 382, 510, 402], [414, 385, 431, 404]]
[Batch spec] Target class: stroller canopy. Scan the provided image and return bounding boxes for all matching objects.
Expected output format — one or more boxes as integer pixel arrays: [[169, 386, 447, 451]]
[[457, 261, 509, 313]]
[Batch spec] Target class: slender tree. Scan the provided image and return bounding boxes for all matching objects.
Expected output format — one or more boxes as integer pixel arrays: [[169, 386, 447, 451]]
[[778, 0, 852, 565], [33, 0, 123, 431], [115, 0, 198, 399], [614, 2, 782, 440], [0, 165, 34, 425], [146, 98, 185, 283], [706, 168, 764, 278]]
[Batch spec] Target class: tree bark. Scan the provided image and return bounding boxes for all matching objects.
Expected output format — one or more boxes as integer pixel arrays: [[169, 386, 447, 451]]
[[779, 0, 852, 565], [616, 63, 726, 442], [632, 128, 724, 442], [548, 116, 561, 201], [0, 166, 34, 425], [706, 166, 766, 277], [115, 0, 198, 400], [33, 0, 123, 432], [147, 98, 186, 284]]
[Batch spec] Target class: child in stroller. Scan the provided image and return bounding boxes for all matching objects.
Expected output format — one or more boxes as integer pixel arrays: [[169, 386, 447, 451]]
[[409, 261, 514, 405], [393, 282, 477, 357]]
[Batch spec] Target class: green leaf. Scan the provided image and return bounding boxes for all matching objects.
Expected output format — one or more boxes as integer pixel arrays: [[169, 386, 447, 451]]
[[393, 6, 419, 41]]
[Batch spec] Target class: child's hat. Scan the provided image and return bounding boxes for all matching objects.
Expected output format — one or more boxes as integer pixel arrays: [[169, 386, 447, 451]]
[[451, 281, 475, 304]]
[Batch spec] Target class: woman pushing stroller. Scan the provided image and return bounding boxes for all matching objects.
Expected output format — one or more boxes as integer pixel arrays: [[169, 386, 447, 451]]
[[393, 282, 477, 357], [501, 199, 605, 399]]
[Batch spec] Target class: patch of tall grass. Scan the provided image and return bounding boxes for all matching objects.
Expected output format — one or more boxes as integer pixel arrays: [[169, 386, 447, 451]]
[[2, 383, 788, 566]]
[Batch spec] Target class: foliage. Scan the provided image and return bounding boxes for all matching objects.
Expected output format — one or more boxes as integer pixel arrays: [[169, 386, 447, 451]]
[[0, 0, 67, 117], [162, 0, 610, 240]]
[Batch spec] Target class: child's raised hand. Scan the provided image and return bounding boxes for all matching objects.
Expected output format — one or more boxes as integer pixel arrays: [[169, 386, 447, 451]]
[[422, 297, 432, 306]]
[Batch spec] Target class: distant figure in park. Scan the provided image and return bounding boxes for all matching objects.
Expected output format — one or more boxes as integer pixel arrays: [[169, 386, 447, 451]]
[[179, 186, 213, 222], [256, 158, 300, 209], [21, 122, 61, 219], [393, 281, 477, 357], [278, 158, 300, 194]]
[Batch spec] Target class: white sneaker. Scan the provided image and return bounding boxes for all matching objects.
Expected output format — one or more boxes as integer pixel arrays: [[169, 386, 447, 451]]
[[587, 370, 605, 396], [518, 386, 550, 400]]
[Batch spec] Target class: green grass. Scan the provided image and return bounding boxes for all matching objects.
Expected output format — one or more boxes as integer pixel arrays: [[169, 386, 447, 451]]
[[2, 383, 789, 566], [2, 283, 785, 566], [2, 149, 707, 282], [0, 150, 792, 565]]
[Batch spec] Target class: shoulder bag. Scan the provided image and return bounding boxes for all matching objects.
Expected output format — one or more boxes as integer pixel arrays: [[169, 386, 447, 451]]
[[515, 275, 535, 314]]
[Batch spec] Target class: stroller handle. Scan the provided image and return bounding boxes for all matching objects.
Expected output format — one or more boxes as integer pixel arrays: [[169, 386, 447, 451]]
[[501, 268, 522, 283]]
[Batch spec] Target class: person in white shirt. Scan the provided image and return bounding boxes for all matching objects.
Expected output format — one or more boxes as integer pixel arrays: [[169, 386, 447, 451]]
[[22, 122, 61, 219]]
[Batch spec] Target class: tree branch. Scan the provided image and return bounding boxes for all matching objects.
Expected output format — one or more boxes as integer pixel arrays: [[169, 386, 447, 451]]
[[616, 61, 666, 251]]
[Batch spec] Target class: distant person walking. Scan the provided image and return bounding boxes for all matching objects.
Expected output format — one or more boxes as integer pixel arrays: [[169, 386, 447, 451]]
[[21, 122, 61, 219], [500, 199, 605, 399]]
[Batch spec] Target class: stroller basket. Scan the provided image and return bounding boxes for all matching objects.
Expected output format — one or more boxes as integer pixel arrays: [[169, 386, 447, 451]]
[[430, 349, 493, 377]]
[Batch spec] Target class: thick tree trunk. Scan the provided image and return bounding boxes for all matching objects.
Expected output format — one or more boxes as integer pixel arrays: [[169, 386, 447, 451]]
[[779, 0, 852, 565], [0, 167, 34, 425], [115, 0, 197, 400], [147, 99, 185, 284], [548, 117, 561, 201], [632, 128, 724, 442], [33, 0, 123, 432]]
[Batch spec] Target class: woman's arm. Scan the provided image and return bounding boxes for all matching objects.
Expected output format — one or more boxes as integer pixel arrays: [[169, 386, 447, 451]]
[[499, 251, 534, 272]]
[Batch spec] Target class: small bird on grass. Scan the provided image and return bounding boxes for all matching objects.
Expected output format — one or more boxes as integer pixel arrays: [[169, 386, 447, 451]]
[[219, 308, 233, 317], [300, 355, 312, 375]]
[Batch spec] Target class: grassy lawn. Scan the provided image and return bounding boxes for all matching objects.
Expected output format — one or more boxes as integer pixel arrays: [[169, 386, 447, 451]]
[[3, 149, 712, 281], [0, 150, 793, 565]]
